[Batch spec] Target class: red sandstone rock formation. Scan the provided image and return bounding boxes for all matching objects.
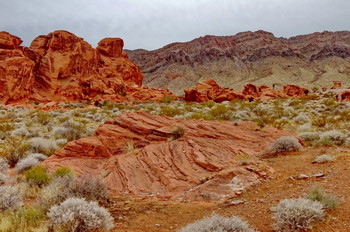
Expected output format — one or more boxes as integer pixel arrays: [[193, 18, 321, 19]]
[[283, 85, 310, 97], [184, 79, 306, 102], [43, 112, 299, 201], [0, 32, 36, 103], [0, 31, 174, 104], [337, 90, 350, 101], [184, 79, 244, 102]]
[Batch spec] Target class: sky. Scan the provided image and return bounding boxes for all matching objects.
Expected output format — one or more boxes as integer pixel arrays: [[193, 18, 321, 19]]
[[1, 0, 350, 50]]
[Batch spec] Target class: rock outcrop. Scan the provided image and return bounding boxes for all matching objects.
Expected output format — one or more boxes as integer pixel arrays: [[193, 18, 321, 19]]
[[43, 112, 300, 201], [337, 90, 350, 101], [0, 30, 174, 104], [0, 32, 36, 103], [127, 30, 350, 94], [184, 79, 308, 102]]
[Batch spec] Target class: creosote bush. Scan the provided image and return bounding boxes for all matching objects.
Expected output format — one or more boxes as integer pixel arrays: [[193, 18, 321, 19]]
[[47, 197, 114, 232], [178, 214, 256, 232], [272, 198, 324, 231]]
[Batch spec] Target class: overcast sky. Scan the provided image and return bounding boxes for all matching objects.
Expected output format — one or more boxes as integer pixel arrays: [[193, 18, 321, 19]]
[[1, 0, 350, 50]]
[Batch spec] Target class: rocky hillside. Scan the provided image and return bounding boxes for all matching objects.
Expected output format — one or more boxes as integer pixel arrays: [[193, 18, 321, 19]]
[[0, 31, 172, 104], [127, 30, 350, 94]]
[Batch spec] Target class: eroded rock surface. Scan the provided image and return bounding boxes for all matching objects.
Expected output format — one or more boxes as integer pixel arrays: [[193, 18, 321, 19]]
[[184, 79, 308, 102], [0, 31, 173, 104], [43, 112, 299, 201]]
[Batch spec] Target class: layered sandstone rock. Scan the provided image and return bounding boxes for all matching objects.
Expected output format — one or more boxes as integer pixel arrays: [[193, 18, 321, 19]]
[[184, 79, 307, 102], [127, 30, 350, 94], [0, 32, 36, 103], [0, 30, 173, 104], [43, 112, 299, 201]]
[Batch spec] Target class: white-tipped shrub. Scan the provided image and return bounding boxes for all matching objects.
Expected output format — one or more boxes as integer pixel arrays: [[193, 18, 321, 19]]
[[47, 197, 114, 232], [16, 153, 47, 172], [0, 185, 22, 211], [272, 198, 324, 231], [0, 158, 9, 171], [16, 156, 40, 172], [313, 154, 335, 164], [11, 127, 30, 137], [41, 175, 109, 210], [298, 132, 320, 142], [265, 136, 302, 155], [320, 130, 346, 145], [28, 137, 58, 155], [293, 114, 310, 124], [177, 214, 256, 232], [0, 173, 8, 185]]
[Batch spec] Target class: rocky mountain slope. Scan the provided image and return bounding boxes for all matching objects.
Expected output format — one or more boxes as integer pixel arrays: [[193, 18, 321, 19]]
[[127, 30, 350, 94], [0, 31, 172, 104]]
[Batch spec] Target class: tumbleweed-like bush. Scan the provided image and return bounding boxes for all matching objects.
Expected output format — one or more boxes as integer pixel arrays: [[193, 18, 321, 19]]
[[47, 197, 114, 232], [272, 198, 324, 231], [177, 214, 256, 232]]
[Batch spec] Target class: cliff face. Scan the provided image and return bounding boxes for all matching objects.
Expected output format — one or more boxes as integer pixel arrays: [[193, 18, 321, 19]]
[[127, 30, 350, 94], [0, 30, 172, 104]]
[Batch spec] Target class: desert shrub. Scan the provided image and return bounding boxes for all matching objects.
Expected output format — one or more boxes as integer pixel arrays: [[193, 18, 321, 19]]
[[24, 165, 51, 187], [47, 197, 114, 232], [272, 198, 324, 231], [293, 114, 310, 124], [306, 187, 339, 209], [10, 206, 46, 228], [28, 137, 58, 155], [161, 94, 175, 103], [177, 214, 256, 232], [0, 157, 9, 171], [0, 173, 8, 185], [313, 154, 335, 164], [52, 167, 75, 178], [320, 130, 346, 145], [298, 132, 320, 143], [10, 127, 30, 137], [0, 185, 22, 211], [41, 175, 109, 211], [265, 136, 302, 155], [72, 175, 109, 204], [171, 126, 185, 140], [0, 137, 30, 167], [16, 156, 40, 172]]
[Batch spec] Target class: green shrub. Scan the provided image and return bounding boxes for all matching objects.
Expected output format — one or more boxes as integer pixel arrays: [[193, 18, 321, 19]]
[[24, 165, 51, 187], [10, 206, 46, 228], [306, 187, 339, 210], [52, 167, 75, 178], [161, 94, 175, 103]]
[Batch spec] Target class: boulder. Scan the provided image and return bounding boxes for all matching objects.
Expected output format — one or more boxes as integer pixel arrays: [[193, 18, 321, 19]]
[[43, 112, 299, 201]]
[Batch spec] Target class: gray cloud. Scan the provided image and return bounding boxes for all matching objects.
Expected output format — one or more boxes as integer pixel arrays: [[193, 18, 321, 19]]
[[1, 0, 349, 50]]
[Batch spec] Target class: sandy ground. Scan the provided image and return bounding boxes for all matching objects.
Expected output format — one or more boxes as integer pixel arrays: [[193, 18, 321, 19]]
[[108, 147, 350, 232]]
